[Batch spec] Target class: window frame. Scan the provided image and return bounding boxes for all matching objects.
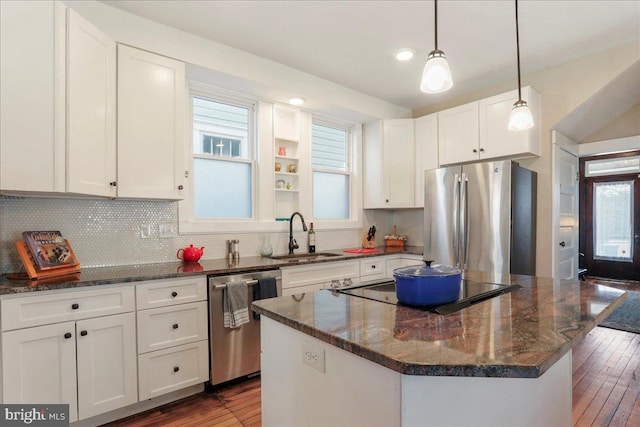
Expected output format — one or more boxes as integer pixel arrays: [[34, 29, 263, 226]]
[[310, 117, 362, 230], [179, 82, 259, 232]]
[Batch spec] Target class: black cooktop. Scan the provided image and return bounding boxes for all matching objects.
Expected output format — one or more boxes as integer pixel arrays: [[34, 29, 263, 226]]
[[336, 280, 520, 315]]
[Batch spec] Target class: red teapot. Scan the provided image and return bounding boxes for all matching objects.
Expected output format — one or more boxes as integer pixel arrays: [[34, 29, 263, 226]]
[[177, 245, 205, 262]]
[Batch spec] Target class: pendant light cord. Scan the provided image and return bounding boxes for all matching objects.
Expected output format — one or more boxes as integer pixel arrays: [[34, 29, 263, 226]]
[[434, 0, 439, 50], [515, 0, 522, 101]]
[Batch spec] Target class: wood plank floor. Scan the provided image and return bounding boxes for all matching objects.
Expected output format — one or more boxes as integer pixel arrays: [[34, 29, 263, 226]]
[[104, 278, 640, 427]]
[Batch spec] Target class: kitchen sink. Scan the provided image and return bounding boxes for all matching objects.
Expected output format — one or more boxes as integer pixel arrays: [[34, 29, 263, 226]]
[[269, 252, 343, 262]]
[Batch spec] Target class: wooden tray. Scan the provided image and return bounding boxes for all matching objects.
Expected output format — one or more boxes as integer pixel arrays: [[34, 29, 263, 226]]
[[15, 240, 81, 280]]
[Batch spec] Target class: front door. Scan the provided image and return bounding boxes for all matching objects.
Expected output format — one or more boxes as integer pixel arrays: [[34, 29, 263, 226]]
[[580, 151, 640, 281]]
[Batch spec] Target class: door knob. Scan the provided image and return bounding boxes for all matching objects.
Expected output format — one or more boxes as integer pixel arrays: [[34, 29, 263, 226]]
[[559, 241, 566, 247]]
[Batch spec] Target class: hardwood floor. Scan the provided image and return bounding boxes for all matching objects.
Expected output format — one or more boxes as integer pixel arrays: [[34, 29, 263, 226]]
[[105, 278, 640, 427]]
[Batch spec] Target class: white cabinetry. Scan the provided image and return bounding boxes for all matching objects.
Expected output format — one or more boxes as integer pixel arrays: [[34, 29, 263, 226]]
[[437, 102, 480, 165], [0, 1, 116, 196], [478, 87, 541, 160], [360, 257, 387, 283], [364, 119, 415, 208], [414, 113, 439, 207], [438, 86, 540, 165], [117, 45, 186, 200], [0, 285, 137, 422], [386, 255, 424, 279], [136, 277, 208, 400], [281, 260, 360, 295], [66, 8, 116, 197]]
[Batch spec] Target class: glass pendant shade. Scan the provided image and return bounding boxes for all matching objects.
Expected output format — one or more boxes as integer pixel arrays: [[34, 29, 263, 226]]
[[420, 50, 453, 93], [508, 100, 534, 130]]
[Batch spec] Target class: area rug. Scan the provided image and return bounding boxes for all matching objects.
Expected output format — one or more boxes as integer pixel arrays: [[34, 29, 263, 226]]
[[599, 288, 640, 334]]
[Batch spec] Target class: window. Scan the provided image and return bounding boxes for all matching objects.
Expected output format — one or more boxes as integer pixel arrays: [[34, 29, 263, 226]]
[[585, 155, 640, 177], [312, 122, 350, 219], [593, 181, 634, 261], [191, 96, 253, 219]]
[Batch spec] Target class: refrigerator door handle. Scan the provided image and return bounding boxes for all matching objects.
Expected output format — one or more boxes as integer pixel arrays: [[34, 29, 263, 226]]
[[460, 172, 469, 269], [453, 173, 460, 268]]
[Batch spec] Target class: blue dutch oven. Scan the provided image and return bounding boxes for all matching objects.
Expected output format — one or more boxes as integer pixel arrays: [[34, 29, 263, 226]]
[[393, 262, 462, 306]]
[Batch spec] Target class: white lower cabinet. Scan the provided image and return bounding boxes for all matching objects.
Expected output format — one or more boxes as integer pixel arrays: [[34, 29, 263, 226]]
[[2, 322, 79, 422], [386, 256, 424, 279], [135, 277, 208, 400], [1, 286, 137, 423], [76, 313, 137, 420], [138, 341, 208, 400], [282, 260, 360, 294]]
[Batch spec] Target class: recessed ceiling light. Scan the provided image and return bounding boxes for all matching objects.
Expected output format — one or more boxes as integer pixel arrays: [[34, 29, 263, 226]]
[[288, 97, 304, 106], [395, 48, 415, 61]]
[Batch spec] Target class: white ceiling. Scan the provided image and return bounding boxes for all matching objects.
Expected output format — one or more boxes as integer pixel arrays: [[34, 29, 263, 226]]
[[100, 0, 640, 111]]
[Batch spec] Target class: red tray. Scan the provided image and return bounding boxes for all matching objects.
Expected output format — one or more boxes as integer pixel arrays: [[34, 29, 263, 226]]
[[343, 248, 380, 254]]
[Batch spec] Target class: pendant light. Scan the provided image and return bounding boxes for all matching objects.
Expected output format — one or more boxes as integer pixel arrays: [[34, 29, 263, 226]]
[[508, 0, 534, 130], [420, 0, 453, 93]]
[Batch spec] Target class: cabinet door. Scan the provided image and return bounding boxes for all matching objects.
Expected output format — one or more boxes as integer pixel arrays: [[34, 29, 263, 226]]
[[76, 312, 137, 420], [66, 9, 116, 197], [438, 102, 479, 165], [363, 121, 385, 208], [383, 119, 415, 207], [0, 0, 66, 193], [2, 321, 78, 423], [117, 45, 186, 199], [414, 113, 438, 207], [479, 86, 541, 159]]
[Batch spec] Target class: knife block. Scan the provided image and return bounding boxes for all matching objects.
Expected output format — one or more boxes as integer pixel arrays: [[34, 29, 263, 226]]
[[362, 234, 376, 249]]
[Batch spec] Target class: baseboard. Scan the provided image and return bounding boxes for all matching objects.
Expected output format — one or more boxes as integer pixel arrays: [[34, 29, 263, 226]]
[[71, 383, 204, 426]]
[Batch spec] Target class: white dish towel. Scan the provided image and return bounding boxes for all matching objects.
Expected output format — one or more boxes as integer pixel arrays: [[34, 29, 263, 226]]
[[223, 280, 249, 328]]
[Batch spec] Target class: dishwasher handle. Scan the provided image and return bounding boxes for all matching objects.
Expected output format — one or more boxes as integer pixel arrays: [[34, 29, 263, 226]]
[[212, 278, 280, 291]]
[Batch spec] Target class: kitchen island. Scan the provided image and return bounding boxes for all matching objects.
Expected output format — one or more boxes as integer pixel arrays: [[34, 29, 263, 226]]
[[252, 271, 626, 427]]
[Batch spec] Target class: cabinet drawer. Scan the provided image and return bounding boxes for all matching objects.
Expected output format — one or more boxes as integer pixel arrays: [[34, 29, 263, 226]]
[[386, 257, 423, 279], [282, 260, 359, 289], [360, 258, 387, 281], [1, 285, 134, 331], [138, 340, 208, 400], [137, 301, 208, 354], [136, 277, 206, 310]]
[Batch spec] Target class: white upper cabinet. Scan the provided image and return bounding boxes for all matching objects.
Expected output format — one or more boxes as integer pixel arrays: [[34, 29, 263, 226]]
[[478, 86, 541, 160], [437, 102, 480, 165], [364, 119, 415, 209], [0, 1, 116, 197], [414, 113, 438, 208], [438, 86, 540, 165], [0, 0, 66, 193], [66, 9, 116, 197], [117, 45, 186, 200]]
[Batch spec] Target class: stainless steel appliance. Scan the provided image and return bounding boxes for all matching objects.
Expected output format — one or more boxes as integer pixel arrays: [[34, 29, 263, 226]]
[[424, 160, 537, 277], [208, 270, 282, 386], [337, 279, 519, 315]]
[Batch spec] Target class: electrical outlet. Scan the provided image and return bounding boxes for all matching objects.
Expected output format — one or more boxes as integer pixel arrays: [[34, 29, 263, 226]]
[[159, 223, 175, 238], [302, 341, 325, 373], [140, 224, 151, 239]]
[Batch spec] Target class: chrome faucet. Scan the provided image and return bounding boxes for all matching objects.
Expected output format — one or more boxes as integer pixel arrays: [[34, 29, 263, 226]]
[[288, 212, 308, 255]]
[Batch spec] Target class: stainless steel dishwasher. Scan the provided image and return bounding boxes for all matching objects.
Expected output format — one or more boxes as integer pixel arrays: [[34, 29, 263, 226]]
[[208, 269, 282, 386]]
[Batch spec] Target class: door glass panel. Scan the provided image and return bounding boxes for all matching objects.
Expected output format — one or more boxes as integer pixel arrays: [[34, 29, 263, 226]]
[[593, 181, 634, 261]]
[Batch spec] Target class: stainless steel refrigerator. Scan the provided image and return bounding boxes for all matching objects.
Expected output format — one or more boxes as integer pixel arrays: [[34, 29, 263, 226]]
[[423, 160, 537, 277]]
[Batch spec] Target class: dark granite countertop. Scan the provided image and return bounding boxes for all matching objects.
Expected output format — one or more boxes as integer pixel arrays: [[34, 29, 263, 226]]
[[252, 270, 627, 378], [0, 246, 423, 295]]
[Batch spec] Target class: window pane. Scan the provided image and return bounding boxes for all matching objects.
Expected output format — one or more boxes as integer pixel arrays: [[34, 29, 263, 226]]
[[593, 181, 633, 261], [193, 97, 249, 159], [585, 156, 640, 177], [312, 124, 347, 171], [194, 158, 252, 218], [313, 172, 349, 219]]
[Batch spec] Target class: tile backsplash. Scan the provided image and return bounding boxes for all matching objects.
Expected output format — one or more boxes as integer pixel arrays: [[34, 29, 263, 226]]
[[0, 197, 403, 274]]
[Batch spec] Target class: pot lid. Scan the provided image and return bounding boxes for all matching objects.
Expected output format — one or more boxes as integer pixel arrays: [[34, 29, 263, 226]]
[[393, 263, 461, 278]]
